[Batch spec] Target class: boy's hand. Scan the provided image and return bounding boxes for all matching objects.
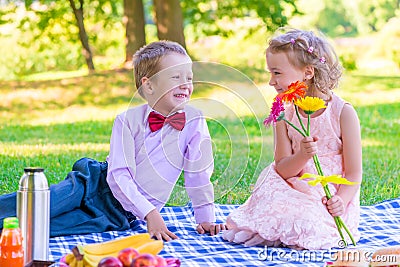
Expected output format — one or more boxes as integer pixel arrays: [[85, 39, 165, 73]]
[[196, 222, 227, 236], [322, 195, 345, 217], [145, 209, 178, 241]]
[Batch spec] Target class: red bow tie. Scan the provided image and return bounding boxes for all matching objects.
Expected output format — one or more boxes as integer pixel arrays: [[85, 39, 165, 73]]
[[148, 111, 186, 132]]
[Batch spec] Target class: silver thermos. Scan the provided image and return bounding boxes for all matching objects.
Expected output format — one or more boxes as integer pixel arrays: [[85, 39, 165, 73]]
[[17, 167, 50, 264]]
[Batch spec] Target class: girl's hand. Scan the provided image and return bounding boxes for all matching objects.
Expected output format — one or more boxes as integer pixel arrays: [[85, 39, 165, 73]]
[[300, 136, 318, 159], [322, 195, 345, 217], [196, 222, 227, 236], [145, 209, 178, 241]]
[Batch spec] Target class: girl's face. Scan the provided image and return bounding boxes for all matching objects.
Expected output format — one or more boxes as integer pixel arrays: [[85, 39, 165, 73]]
[[266, 51, 307, 94], [147, 53, 193, 116]]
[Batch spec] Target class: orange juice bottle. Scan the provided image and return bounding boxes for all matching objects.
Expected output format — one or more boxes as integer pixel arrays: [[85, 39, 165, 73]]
[[0, 217, 24, 267]]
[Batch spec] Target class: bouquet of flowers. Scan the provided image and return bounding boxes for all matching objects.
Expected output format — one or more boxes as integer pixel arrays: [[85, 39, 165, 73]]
[[264, 81, 358, 247]]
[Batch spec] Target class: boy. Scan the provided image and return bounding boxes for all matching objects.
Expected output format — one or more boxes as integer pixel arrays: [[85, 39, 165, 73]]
[[0, 41, 225, 240], [107, 40, 225, 240]]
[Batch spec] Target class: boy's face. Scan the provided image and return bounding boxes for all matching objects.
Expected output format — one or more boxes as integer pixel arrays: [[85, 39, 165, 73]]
[[147, 53, 193, 116]]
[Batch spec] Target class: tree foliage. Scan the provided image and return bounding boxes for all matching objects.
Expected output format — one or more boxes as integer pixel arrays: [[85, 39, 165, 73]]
[[14, 0, 123, 73], [3, 0, 399, 77], [354, 0, 399, 33], [181, 0, 301, 37], [312, 0, 400, 36], [316, 0, 356, 36]]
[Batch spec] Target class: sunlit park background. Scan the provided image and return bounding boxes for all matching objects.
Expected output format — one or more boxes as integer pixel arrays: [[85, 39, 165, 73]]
[[0, 0, 399, 207]]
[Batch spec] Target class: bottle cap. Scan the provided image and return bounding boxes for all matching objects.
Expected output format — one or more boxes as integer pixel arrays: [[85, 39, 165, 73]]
[[24, 167, 44, 173], [19, 167, 48, 190], [3, 217, 19, 229]]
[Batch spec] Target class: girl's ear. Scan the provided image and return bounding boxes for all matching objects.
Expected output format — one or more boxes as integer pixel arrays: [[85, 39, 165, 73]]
[[304, 65, 315, 80], [141, 77, 153, 95]]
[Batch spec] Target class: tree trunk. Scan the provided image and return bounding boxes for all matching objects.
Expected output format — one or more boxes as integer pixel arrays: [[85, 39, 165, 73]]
[[153, 0, 186, 49], [123, 0, 146, 64], [69, 0, 95, 72]]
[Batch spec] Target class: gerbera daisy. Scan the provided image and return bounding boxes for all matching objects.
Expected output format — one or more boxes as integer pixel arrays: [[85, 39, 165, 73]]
[[294, 96, 326, 114], [276, 81, 307, 103], [264, 97, 285, 127]]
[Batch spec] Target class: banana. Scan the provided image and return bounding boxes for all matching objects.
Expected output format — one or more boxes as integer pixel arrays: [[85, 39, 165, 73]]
[[84, 253, 117, 267], [68, 257, 83, 267], [68, 257, 77, 267], [82, 233, 152, 255], [81, 239, 163, 266], [64, 233, 163, 267], [82, 240, 163, 266], [64, 253, 75, 265], [76, 259, 84, 267], [136, 240, 164, 255]]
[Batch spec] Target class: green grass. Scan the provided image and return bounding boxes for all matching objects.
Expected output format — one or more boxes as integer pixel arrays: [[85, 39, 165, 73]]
[[0, 69, 399, 206]]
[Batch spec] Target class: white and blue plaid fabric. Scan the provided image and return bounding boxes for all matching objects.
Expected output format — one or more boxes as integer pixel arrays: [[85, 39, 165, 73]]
[[49, 198, 400, 267]]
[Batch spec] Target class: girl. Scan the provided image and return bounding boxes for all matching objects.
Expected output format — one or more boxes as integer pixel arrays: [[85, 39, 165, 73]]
[[223, 29, 362, 250]]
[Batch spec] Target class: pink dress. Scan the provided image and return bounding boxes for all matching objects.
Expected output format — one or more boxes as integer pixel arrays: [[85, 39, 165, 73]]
[[223, 94, 360, 250]]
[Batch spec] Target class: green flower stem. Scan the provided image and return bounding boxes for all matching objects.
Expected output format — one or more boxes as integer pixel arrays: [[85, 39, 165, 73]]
[[314, 155, 356, 246], [295, 105, 308, 134], [284, 105, 357, 246], [313, 155, 324, 177], [321, 183, 346, 245], [334, 217, 347, 246], [283, 119, 306, 137], [340, 217, 357, 246]]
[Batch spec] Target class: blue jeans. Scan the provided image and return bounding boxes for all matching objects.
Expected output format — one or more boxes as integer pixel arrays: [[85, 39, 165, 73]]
[[0, 158, 135, 237]]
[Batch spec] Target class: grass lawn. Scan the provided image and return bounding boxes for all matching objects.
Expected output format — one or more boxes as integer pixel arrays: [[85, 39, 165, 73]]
[[0, 67, 399, 206]]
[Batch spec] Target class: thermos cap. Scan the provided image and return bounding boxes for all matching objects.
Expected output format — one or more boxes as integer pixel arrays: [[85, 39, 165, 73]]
[[19, 167, 49, 190], [24, 167, 45, 173]]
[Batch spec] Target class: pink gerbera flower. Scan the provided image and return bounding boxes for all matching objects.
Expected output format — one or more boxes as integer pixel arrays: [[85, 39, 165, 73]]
[[264, 97, 285, 127]]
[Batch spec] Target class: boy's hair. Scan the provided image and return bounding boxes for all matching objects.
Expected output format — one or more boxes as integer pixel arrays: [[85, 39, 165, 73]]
[[133, 40, 188, 98], [267, 28, 342, 97]]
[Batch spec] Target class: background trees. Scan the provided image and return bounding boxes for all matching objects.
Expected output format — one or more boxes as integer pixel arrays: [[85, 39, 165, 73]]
[[123, 0, 145, 64], [0, 0, 299, 73], [153, 0, 186, 48], [69, 0, 95, 71], [0, 0, 399, 79]]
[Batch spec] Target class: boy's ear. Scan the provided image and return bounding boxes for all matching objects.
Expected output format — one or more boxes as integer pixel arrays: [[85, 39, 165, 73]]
[[304, 65, 314, 80], [141, 77, 153, 95]]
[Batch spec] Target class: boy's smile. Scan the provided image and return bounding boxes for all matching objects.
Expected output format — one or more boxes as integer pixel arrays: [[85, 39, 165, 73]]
[[174, 93, 188, 99]]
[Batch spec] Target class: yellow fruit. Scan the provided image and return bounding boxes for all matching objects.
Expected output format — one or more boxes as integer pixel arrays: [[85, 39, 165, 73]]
[[83, 253, 118, 267], [136, 240, 164, 255], [82, 233, 152, 255], [65, 253, 75, 265], [79, 234, 161, 267], [65, 233, 162, 267], [82, 241, 163, 267], [68, 257, 77, 267]]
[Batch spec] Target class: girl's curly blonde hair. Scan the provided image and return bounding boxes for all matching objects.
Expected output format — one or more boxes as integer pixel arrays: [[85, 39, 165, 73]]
[[267, 28, 342, 99]]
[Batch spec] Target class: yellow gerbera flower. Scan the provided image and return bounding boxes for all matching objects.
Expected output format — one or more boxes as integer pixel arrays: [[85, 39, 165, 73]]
[[299, 173, 360, 187], [294, 96, 326, 114]]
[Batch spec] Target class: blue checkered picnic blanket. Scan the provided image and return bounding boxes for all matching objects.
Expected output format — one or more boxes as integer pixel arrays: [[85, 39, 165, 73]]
[[49, 198, 400, 267]]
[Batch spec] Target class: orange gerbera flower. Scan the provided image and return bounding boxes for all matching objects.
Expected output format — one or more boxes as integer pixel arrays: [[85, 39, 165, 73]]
[[276, 81, 308, 103]]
